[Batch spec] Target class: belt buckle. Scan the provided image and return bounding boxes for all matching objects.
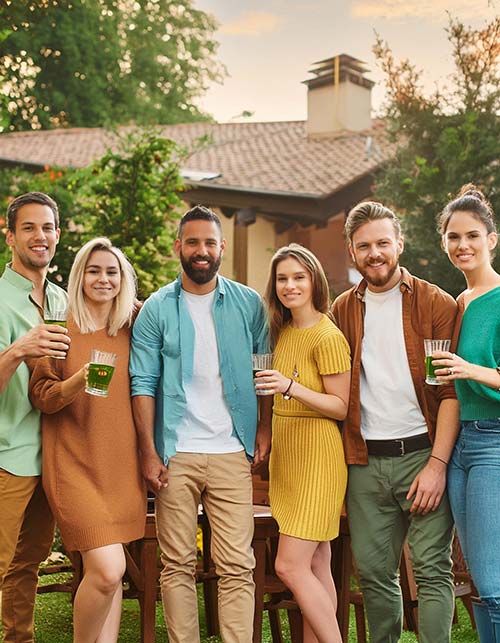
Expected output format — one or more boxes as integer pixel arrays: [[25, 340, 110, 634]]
[[397, 439, 405, 456]]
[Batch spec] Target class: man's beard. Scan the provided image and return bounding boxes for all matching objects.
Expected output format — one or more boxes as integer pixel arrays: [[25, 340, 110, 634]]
[[180, 250, 222, 285], [354, 257, 399, 289]]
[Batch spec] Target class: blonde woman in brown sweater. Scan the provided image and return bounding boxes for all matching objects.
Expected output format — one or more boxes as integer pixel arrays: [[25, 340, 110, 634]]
[[29, 238, 146, 643]]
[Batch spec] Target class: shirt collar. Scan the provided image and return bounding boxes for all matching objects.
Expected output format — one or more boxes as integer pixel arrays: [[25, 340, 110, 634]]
[[175, 273, 225, 299], [2, 263, 38, 292], [354, 266, 413, 301]]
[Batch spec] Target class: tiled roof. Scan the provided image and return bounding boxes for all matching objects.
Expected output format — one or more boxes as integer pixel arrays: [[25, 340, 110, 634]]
[[0, 120, 395, 198]]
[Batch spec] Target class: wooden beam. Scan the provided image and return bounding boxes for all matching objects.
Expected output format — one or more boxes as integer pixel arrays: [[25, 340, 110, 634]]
[[233, 222, 248, 284]]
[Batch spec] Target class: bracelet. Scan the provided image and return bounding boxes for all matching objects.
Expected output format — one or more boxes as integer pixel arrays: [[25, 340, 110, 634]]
[[496, 366, 500, 391], [283, 378, 294, 400], [429, 454, 448, 466]]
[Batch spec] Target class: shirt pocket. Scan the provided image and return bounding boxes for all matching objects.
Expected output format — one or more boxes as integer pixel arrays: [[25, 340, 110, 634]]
[[162, 329, 181, 358]]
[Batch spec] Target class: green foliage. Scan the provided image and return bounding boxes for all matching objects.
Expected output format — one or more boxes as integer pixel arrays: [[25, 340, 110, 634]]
[[75, 129, 186, 297], [0, 0, 224, 131], [0, 130, 185, 296], [373, 16, 500, 297], [0, 165, 86, 286]]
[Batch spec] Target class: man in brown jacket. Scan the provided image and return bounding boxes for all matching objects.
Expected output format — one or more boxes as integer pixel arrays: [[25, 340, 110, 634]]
[[332, 201, 459, 643]]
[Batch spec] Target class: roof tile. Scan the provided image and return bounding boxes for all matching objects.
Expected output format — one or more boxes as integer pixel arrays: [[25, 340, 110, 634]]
[[0, 120, 395, 198]]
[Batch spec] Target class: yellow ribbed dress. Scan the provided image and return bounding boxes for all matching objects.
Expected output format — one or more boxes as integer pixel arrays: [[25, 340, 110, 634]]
[[269, 315, 350, 541]]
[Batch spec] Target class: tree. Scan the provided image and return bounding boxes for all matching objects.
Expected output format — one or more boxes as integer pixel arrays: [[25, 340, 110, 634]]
[[0, 129, 186, 296], [0, 0, 224, 131], [373, 15, 500, 296], [74, 128, 186, 297], [0, 164, 85, 283]]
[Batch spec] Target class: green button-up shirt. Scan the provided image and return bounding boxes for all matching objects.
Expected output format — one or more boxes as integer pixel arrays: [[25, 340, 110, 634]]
[[0, 264, 67, 475]]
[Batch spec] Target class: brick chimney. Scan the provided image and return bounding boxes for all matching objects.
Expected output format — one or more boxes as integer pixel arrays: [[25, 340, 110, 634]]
[[304, 54, 374, 136]]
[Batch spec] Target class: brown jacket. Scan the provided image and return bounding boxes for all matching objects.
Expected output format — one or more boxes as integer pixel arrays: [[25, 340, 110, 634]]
[[331, 268, 457, 465]]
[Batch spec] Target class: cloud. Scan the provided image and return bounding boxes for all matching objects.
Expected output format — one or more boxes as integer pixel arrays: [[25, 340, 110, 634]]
[[352, 0, 490, 19], [220, 11, 285, 36]]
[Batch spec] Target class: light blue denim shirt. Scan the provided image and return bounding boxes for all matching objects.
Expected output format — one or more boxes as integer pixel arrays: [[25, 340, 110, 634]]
[[130, 275, 269, 464]]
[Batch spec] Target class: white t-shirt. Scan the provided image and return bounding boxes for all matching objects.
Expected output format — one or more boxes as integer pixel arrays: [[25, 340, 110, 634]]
[[176, 290, 243, 454], [360, 282, 427, 440]]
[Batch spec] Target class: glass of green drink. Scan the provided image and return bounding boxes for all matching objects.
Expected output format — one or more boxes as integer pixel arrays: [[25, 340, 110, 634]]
[[44, 306, 68, 359], [424, 339, 451, 385], [86, 350, 117, 397], [252, 353, 274, 395]]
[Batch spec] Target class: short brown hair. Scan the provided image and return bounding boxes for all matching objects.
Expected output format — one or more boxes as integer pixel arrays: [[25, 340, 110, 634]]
[[344, 201, 401, 244], [7, 192, 59, 232]]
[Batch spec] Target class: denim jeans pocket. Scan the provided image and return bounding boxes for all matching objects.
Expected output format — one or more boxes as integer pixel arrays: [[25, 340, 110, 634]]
[[475, 419, 500, 433]]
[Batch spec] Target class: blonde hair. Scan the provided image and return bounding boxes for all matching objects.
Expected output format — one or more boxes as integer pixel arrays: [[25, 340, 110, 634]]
[[68, 237, 137, 336], [264, 244, 333, 348]]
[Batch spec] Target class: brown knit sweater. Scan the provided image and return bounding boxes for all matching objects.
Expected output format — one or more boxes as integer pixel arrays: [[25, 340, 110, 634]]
[[29, 315, 146, 551]]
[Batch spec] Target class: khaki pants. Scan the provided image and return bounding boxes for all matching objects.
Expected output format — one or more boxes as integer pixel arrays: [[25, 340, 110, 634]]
[[156, 451, 255, 643], [0, 470, 55, 643]]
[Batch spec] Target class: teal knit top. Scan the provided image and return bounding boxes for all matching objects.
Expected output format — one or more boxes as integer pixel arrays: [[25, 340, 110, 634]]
[[456, 286, 500, 420]]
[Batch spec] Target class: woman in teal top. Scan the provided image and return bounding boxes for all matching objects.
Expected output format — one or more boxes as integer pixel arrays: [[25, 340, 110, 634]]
[[434, 184, 500, 642]]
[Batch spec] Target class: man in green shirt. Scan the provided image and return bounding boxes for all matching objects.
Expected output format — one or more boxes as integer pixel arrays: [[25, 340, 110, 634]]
[[0, 192, 70, 643]]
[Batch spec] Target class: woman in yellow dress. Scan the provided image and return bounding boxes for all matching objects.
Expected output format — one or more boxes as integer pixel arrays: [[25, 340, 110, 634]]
[[255, 243, 351, 643]]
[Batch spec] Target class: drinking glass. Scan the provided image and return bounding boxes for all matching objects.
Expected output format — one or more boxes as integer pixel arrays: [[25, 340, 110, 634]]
[[252, 353, 274, 396], [424, 339, 451, 385], [85, 350, 118, 397], [44, 305, 68, 359]]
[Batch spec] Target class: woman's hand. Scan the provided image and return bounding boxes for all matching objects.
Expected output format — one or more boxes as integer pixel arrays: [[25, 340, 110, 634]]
[[254, 369, 290, 395], [433, 350, 500, 389], [432, 350, 473, 382], [61, 363, 89, 399], [80, 363, 90, 387]]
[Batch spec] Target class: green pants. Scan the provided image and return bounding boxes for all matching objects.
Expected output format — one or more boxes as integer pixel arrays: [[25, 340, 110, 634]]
[[347, 448, 454, 643]]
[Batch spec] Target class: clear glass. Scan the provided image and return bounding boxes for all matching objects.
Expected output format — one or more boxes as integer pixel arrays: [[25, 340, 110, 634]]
[[85, 349, 118, 397], [252, 353, 274, 396], [44, 305, 68, 359], [424, 339, 451, 385]]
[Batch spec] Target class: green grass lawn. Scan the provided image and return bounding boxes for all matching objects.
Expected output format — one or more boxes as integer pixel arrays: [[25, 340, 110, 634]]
[[0, 570, 480, 643], [22, 577, 478, 643]]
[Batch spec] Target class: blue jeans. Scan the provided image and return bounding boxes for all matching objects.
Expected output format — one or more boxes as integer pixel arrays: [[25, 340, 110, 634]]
[[448, 419, 500, 643]]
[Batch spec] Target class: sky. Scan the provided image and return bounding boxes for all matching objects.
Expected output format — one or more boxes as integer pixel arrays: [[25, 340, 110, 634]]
[[193, 0, 499, 123]]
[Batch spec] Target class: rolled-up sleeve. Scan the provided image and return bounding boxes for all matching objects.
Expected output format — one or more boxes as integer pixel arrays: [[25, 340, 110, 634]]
[[130, 296, 163, 397]]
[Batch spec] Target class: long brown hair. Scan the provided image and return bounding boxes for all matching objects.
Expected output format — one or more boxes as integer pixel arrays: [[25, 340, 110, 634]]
[[264, 243, 332, 348]]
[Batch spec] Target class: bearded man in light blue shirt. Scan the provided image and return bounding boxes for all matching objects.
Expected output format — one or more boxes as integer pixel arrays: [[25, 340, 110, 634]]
[[130, 205, 271, 643]]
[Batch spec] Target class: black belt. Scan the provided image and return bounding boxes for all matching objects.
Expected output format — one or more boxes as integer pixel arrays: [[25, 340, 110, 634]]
[[365, 432, 431, 457]]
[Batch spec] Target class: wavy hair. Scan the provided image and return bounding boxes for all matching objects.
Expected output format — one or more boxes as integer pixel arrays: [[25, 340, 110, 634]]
[[264, 243, 333, 348], [344, 201, 402, 244], [68, 238, 137, 336]]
